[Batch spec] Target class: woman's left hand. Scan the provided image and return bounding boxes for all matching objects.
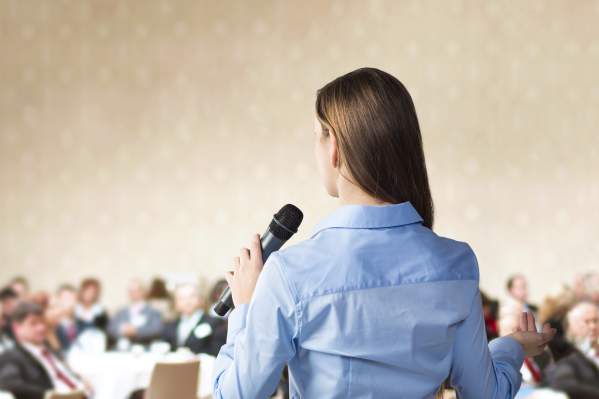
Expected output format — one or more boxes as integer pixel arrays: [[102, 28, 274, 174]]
[[225, 234, 264, 307], [508, 312, 556, 358]]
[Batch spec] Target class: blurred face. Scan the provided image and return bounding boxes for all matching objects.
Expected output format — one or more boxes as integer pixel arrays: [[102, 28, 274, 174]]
[[509, 276, 528, 303], [128, 280, 146, 303], [57, 289, 77, 311], [80, 285, 99, 305], [314, 116, 339, 198], [568, 303, 599, 343], [498, 302, 525, 336], [175, 285, 200, 316], [1, 298, 18, 318], [13, 314, 48, 346], [11, 282, 28, 298]]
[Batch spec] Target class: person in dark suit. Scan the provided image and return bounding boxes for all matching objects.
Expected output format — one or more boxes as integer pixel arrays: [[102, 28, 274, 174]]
[[161, 282, 225, 356], [544, 302, 599, 399], [0, 287, 18, 351], [544, 348, 599, 398], [0, 301, 88, 399]]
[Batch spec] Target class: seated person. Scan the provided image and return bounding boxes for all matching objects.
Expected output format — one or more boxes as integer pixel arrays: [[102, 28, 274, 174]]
[[8, 276, 29, 300], [146, 277, 175, 321], [108, 279, 162, 345], [539, 290, 577, 362], [501, 274, 538, 321], [0, 301, 89, 399], [545, 301, 599, 399], [161, 282, 225, 356], [75, 278, 108, 331], [0, 287, 18, 352], [47, 285, 80, 353]]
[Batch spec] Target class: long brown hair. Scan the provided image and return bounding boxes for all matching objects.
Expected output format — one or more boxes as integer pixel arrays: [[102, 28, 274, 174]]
[[316, 67, 434, 228]]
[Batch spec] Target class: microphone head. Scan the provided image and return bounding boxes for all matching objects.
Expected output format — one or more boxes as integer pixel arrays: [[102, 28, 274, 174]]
[[269, 204, 304, 240]]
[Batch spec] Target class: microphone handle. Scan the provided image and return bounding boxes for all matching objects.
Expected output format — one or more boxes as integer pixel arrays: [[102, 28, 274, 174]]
[[213, 228, 286, 317]]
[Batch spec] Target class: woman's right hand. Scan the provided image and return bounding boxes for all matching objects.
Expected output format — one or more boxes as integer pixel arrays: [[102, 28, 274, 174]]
[[508, 312, 556, 358]]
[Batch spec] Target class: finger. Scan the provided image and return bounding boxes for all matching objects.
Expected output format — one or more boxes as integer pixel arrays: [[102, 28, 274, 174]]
[[527, 312, 536, 332], [232, 256, 241, 271], [250, 234, 263, 265], [519, 312, 527, 332], [240, 248, 250, 263]]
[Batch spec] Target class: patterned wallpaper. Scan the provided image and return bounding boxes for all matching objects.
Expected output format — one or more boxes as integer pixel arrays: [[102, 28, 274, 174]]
[[1, 0, 598, 308]]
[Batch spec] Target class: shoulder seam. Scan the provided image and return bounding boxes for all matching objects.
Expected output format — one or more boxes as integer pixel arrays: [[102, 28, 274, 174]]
[[296, 278, 480, 302], [271, 253, 303, 343]]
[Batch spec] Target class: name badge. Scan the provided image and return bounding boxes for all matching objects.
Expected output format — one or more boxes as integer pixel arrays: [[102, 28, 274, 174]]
[[194, 323, 213, 339]]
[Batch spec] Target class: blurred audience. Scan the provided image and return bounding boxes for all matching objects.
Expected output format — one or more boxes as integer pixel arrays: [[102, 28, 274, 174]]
[[0, 301, 89, 399], [75, 278, 108, 332], [572, 273, 599, 304], [161, 282, 226, 356], [146, 277, 175, 321], [539, 289, 577, 362], [8, 277, 29, 300], [0, 287, 18, 351], [47, 284, 80, 354], [544, 302, 599, 398], [29, 291, 50, 311], [481, 290, 499, 340], [501, 274, 538, 321], [2, 271, 595, 399], [108, 279, 162, 346]]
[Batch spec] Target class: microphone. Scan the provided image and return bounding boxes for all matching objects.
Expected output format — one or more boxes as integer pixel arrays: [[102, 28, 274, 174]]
[[212, 204, 304, 317]]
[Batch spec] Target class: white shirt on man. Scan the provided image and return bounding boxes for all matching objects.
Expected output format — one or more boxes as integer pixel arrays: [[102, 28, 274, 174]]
[[21, 343, 85, 393], [177, 310, 203, 346], [128, 302, 148, 328]]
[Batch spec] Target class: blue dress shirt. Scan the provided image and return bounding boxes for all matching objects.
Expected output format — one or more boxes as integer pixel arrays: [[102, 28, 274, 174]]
[[213, 202, 525, 398]]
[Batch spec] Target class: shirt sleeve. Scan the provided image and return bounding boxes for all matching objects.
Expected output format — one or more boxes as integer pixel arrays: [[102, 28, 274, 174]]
[[212, 253, 298, 399], [450, 290, 525, 399]]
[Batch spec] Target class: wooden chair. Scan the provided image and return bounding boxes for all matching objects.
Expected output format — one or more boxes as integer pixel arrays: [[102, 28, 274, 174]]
[[146, 359, 200, 399], [43, 392, 86, 399]]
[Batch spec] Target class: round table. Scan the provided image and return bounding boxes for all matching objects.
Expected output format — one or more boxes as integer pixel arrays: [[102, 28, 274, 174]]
[[67, 351, 215, 399]]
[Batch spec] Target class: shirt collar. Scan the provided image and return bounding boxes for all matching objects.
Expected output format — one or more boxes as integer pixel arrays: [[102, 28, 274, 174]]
[[21, 342, 45, 357], [311, 201, 423, 238], [182, 310, 203, 324], [129, 302, 146, 313]]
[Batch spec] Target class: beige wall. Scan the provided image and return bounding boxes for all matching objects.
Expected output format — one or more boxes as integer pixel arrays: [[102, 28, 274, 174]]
[[1, 0, 598, 309]]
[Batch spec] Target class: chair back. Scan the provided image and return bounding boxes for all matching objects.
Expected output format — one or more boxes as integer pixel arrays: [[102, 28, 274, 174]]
[[43, 392, 86, 399], [146, 359, 200, 399]]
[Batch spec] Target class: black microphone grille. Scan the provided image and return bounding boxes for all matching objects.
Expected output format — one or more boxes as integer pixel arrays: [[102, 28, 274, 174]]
[[269, 204, 304, 240]]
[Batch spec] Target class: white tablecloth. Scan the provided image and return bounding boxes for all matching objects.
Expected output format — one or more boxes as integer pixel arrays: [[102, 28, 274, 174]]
[[68, 351, 215, 399]]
